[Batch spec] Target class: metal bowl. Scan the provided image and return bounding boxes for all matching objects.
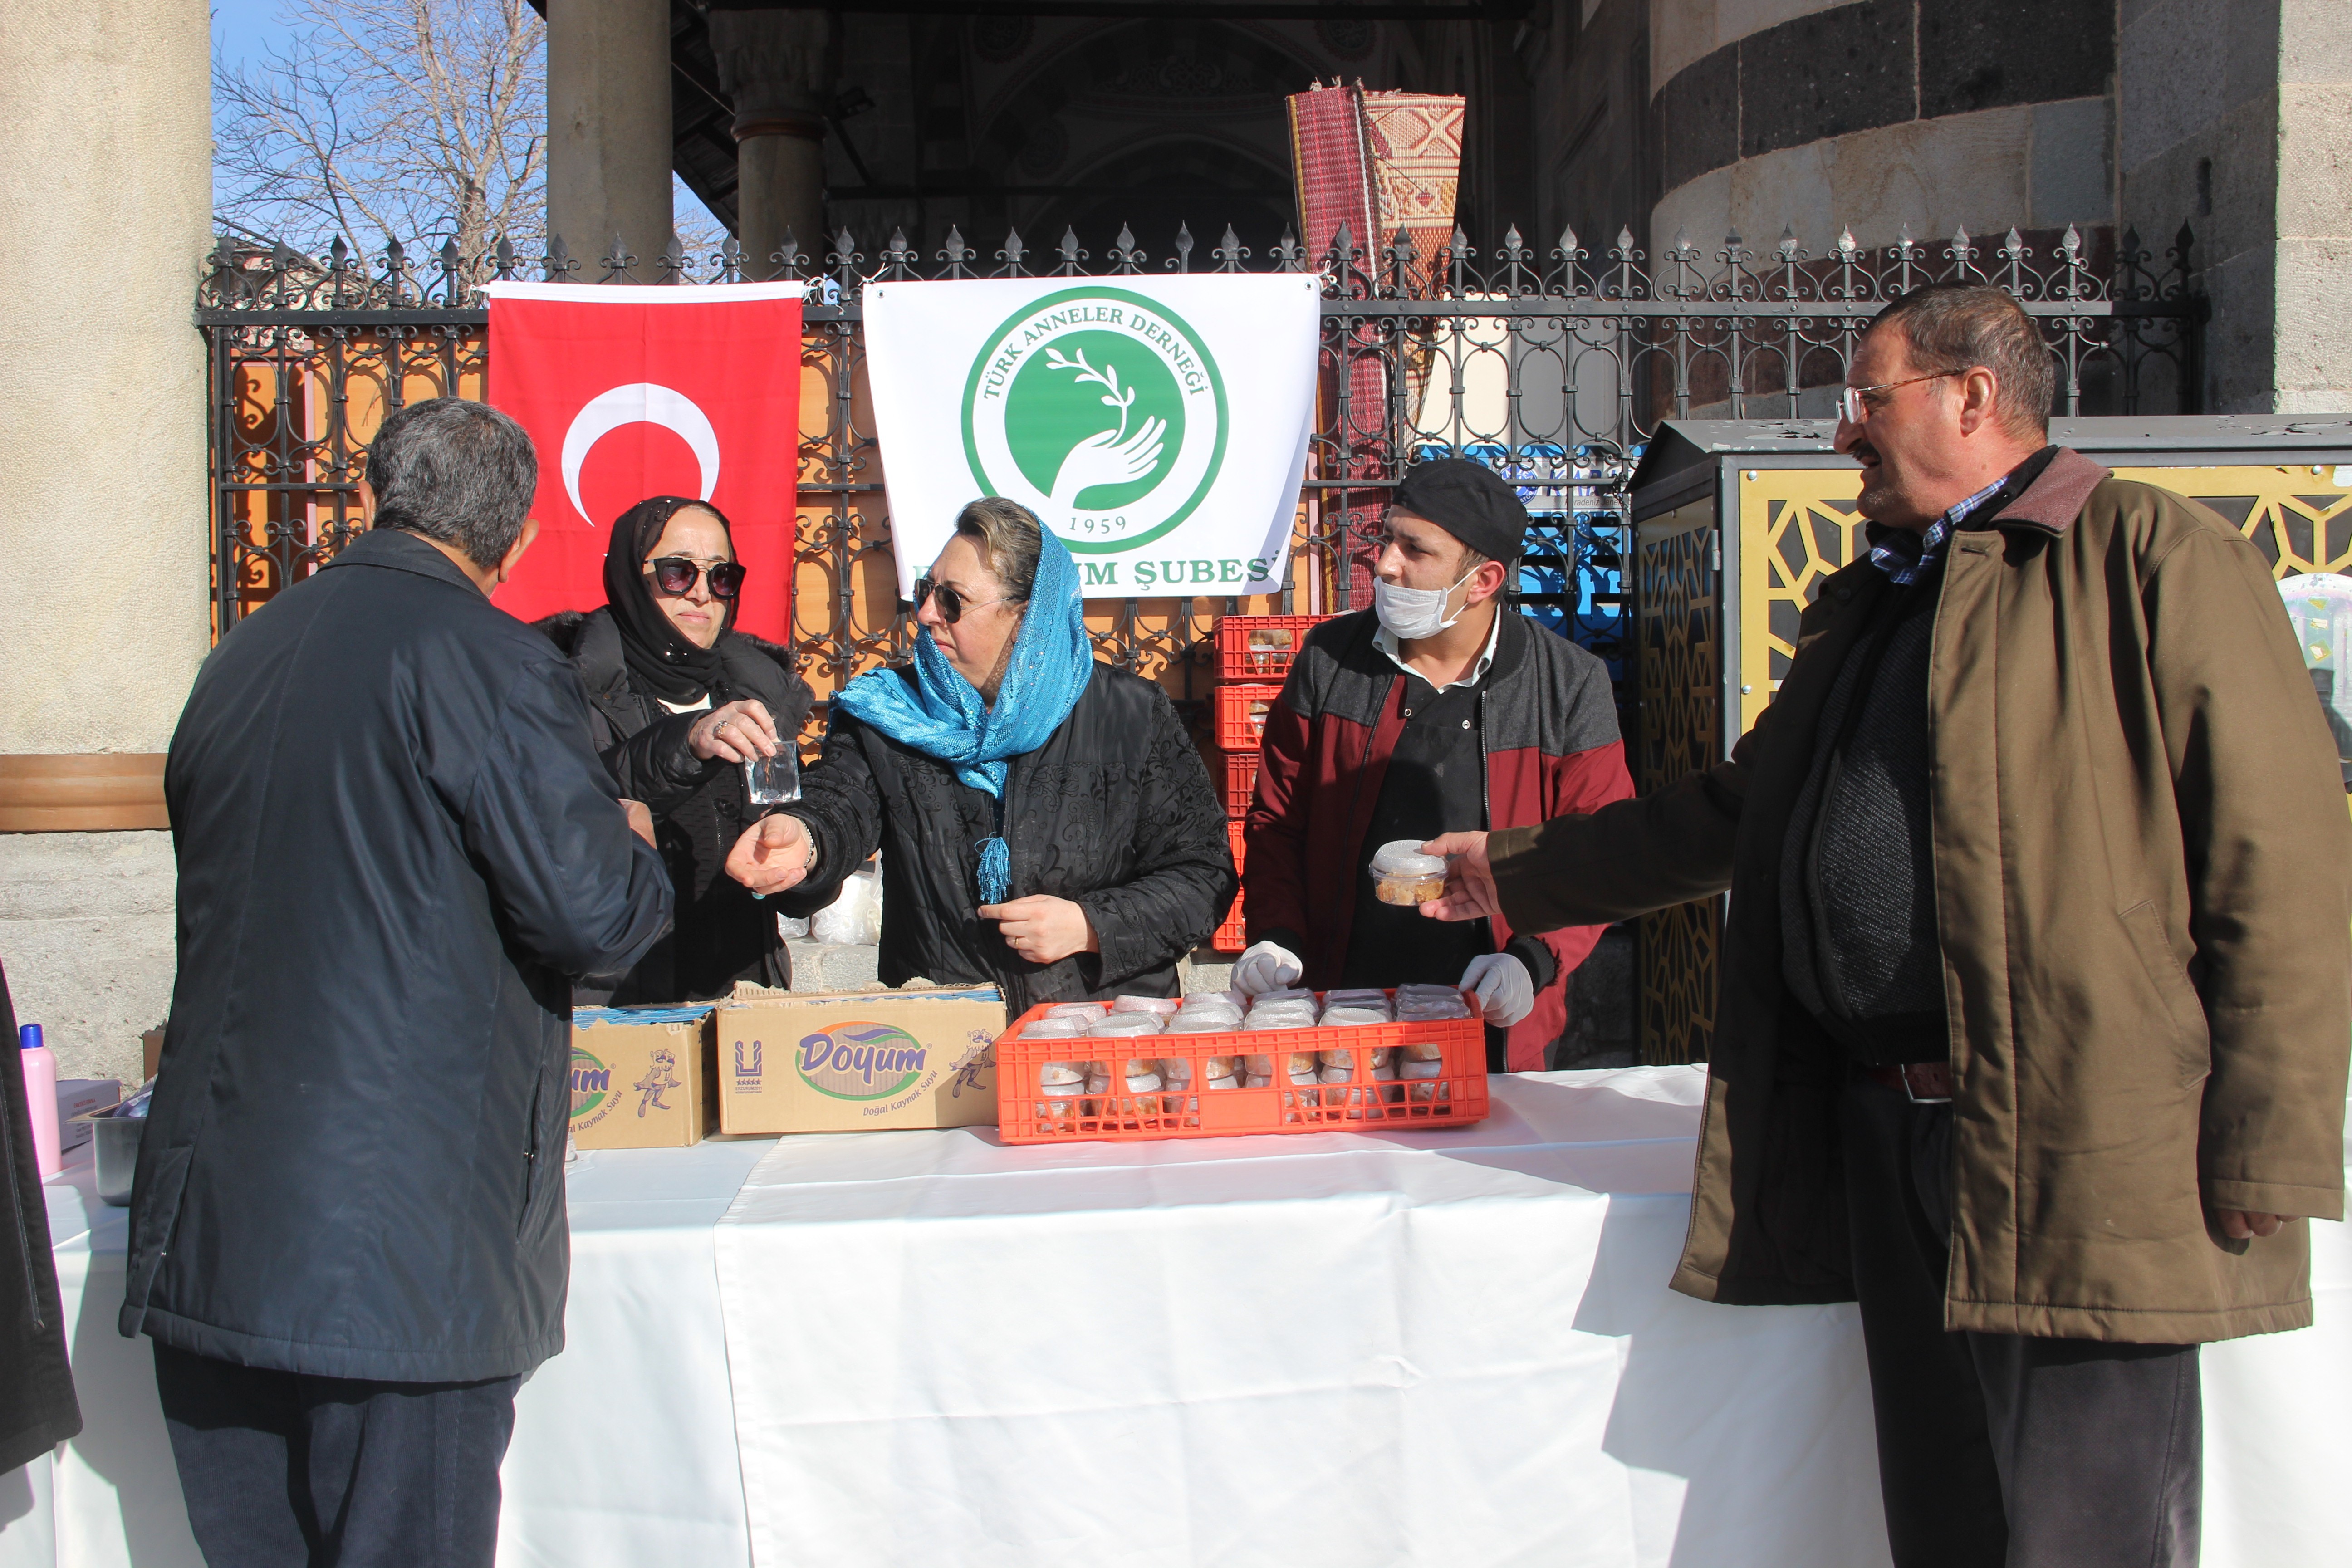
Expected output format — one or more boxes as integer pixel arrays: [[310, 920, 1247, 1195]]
[[77, 1108, 144, 1207]]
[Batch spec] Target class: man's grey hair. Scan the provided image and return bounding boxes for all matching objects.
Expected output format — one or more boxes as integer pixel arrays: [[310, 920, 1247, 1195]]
[[1866, 283, 2056, 441], [366, 398, 539, 569]]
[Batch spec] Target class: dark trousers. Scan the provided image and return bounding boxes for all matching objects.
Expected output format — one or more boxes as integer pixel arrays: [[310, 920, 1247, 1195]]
[[1841, 1078, 2202, 1568], [153, 1343, 520, 1568]]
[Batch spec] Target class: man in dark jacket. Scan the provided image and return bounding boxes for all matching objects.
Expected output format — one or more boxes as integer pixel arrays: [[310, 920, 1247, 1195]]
[[124, 398, 672, 1568], [1421, 287, 2351, 1567], [1240, 459, 1634, 1069]]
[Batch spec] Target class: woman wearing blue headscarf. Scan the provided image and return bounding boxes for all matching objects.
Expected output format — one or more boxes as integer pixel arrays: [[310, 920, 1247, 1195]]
[[729, 498, 1236, 1009]]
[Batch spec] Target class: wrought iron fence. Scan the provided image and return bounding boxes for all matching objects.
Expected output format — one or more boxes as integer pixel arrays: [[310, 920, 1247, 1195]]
[[198, 215, 2205, 741]]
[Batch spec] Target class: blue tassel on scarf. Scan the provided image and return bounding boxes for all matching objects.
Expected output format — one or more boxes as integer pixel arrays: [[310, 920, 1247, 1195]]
[[834, 526, 1094, 906]]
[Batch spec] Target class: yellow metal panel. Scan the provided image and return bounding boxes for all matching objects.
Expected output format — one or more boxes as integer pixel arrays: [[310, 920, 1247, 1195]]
[[1732, 462, 2352, 737]]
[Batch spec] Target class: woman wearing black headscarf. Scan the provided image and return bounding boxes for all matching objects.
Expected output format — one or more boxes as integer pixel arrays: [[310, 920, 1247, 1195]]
[[540, 496, 814, 1002]]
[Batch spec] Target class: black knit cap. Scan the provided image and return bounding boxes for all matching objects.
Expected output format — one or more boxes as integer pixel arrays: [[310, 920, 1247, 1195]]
[[1390, 458, 1528, 562]]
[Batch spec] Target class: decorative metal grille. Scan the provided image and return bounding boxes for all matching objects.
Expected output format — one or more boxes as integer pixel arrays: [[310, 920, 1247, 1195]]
[[198, 216, 2206, 750], [1632, 510, 1722, 1066]]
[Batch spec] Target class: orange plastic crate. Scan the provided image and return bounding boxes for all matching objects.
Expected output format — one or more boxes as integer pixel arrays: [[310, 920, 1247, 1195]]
[[1215, 684, 1283, 751], [1216, 615, 1327, 683], [994, 990, 1489, 1144], [1211, 822, 1247, 951], [1217, 749, 1260, 816]]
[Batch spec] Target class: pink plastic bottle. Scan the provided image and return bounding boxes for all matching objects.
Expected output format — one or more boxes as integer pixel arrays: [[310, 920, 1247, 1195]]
[[20, 1023, 60, 1180]]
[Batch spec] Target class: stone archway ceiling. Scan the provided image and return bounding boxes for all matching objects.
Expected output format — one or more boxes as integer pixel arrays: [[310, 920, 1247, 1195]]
[[534, 0, 1509, 248], [969, 15, 1319, 251], [1042, 137, 1300, 261]]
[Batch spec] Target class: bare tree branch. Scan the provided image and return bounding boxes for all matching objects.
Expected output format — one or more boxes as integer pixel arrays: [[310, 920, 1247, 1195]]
[[213, 0, 546, 270]]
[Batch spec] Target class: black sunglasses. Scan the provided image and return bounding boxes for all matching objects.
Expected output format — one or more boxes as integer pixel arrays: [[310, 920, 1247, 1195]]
[[912, 576, 1006, 625], [648, 556, 745, 600]]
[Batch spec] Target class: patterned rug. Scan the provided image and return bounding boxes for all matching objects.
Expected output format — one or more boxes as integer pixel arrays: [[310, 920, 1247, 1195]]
[[1363, 92, 1465, 298], [1286, 83, 1465, 606]]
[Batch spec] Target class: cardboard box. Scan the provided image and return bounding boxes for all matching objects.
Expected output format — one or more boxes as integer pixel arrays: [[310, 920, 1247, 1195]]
[[55, 1079, 120, 1152], [714, 983, 1003, 1134], [569, 1006, 717, 1150], [142, 1028, 165, 1083]]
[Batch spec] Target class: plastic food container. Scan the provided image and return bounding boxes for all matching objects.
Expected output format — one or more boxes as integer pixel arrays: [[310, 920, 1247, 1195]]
[[81, 1105, 145, 1207], [1369, 840, 1447, 906], [995, 987, 1486, 1144]]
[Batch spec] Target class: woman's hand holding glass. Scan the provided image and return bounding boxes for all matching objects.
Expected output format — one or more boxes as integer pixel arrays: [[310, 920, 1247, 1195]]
[[726, 813, 813, 895], [979, 896, 1098, 965], [689, 699, 779, 764]]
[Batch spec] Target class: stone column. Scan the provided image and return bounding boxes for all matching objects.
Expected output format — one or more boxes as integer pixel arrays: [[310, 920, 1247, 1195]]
[[2121, 0, 2352, 412], [710, 8, 836, 277], [0, 3, 211, 1083], [2271, 0, 2352, 413], [547, 0, 674, 276]]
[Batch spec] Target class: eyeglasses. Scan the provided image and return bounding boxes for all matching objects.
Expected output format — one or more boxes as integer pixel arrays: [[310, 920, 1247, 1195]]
[[647, 556, 745, 599], [1840, 371, 1963, 424], [912, 576, 1006, 625]]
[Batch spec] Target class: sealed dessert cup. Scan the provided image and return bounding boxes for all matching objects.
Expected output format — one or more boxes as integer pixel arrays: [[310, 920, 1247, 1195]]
[[1123, 1059, 1165, 1092], [1370, 840, 1449, 905], [1047, 1002, 1110, 1020], [1111, 995, 1180, 1016]]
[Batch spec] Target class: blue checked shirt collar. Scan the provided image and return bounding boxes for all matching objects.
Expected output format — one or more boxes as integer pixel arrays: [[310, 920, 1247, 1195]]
[[1867, 475, 2009, 586]]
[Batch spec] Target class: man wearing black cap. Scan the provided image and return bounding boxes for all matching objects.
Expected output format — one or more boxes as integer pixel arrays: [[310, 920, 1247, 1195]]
[[1236, 458, 1633, 1068]]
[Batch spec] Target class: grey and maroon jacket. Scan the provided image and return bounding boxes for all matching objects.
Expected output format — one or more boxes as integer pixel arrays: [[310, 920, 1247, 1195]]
[[1243, 608, 1633, 1068]]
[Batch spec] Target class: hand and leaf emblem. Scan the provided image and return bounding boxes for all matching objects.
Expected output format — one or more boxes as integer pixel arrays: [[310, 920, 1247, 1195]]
[[1042, 347, 1165, 509]]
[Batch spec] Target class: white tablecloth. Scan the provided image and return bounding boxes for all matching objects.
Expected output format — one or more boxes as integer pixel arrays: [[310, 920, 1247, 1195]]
[[8, 1068, 2348, 1566], [5, 1135, 773, 1568], [715, 1068, 2352, 1568]]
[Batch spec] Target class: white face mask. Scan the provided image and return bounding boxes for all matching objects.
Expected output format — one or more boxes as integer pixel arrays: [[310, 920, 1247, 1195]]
[[1373, 567, 1475, 642]]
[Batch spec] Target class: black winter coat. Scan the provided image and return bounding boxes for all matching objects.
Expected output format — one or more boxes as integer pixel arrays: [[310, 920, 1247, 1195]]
[[782, 663, 1236, 1012], [123, 529, 672, 1382], [0, 961, 79, 1470], [539, 608, 814, 1004]]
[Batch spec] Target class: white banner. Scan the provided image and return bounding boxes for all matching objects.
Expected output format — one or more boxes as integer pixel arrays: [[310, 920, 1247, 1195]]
[[863, 274, 1320, 600]]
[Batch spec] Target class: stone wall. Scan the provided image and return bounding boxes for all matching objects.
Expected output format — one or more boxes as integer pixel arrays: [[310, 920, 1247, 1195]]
[[0, 836, 176, 1083], [0, 3, 212, 1083], [1646, 0, 2118, 256], [2120, 0, 2352, 414]]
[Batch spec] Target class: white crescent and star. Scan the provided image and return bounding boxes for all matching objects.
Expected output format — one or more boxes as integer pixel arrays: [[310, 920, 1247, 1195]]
[[560, 382, 722, 526]]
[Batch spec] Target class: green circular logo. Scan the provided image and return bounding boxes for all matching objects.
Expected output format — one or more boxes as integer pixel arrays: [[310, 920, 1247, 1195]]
[[961, 287, 1228, 554]]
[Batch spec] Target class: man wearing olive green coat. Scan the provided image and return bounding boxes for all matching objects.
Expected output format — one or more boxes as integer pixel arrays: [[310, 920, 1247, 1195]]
[[1423, 285, 2349, 1568]]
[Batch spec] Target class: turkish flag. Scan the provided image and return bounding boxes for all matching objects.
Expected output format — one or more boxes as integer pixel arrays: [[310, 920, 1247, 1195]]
[[481, 282, 804, 640]]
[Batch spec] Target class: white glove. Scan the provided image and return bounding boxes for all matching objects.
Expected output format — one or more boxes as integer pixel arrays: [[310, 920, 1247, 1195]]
[[1231, 940, 1303, 996], [1461, 952, 1534, 1027]]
